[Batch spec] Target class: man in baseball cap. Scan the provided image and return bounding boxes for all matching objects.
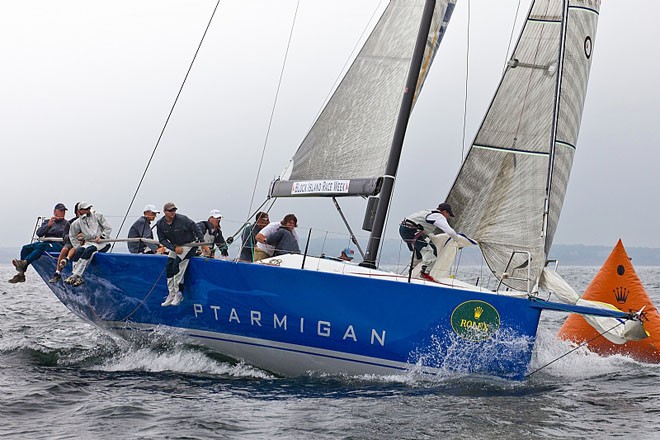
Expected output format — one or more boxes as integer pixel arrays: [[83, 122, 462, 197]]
[[196, 209, 230, 259], [399, 202, 460, 282], [156, 203, 209, 307], [339, 247, 355, 261], [9, 203, 68, 283], [127, 204, 164, 254]]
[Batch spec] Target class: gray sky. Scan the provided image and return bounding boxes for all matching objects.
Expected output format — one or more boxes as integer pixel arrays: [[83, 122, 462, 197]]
[[1, 0, 658, 252]]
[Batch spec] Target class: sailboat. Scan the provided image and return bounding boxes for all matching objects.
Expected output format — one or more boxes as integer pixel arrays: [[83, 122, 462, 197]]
[[31, 0, 643, 380]]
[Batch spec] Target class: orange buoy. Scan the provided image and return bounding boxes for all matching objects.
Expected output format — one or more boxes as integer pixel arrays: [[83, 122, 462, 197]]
[[557, 239, 660, 362]]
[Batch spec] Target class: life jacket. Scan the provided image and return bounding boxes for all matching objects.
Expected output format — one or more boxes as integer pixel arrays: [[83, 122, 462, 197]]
[[405, 209, 442, 235]]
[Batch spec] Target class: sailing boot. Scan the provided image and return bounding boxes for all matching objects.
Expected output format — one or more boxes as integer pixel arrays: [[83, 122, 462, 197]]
[[49, 272, 62, 283], [171, 292, 184, 306], [12, 259, 28, 272], [420, 272, 436, 282], [161, 292, 176, 307], [9, 272, 26, 283], [71, 276, 84, 287]]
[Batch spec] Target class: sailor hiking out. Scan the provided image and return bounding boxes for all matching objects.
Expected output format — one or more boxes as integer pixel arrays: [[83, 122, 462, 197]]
[[65, 201, 112, 286], [157, 202, 209, 306]]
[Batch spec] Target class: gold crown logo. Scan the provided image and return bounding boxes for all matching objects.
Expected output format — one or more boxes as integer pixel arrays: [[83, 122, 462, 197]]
[[474, 306, 483, 319], [613, 286, 628, 304]]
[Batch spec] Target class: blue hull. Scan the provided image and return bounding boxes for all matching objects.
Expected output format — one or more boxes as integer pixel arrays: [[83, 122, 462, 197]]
[[32, 253, 541, 380]]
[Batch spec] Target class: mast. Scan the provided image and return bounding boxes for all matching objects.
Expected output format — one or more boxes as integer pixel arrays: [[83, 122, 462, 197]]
[[362, 0, 437, 268], [542, 0, 569, 252]]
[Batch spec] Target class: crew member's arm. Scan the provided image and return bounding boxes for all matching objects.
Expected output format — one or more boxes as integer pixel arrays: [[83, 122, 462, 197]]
[[429, 213, 460, 241]]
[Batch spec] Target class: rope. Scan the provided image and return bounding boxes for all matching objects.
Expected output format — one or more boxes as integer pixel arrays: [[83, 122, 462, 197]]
[[117, 266, 167, 322], [525, 321, 626, 378], [227, 197, 276, 247], [247, 1, 300, 217], [41, 246, 164, 322], [111, 0, 223, 251]]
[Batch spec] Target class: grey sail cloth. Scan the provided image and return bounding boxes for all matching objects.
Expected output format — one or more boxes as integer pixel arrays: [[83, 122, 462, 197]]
[[445, 0, 600, 290], [270, 0, 456, 198]]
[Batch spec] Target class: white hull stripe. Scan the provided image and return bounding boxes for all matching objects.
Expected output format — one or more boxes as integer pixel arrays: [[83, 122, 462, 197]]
[[108, 323, 411, 372]]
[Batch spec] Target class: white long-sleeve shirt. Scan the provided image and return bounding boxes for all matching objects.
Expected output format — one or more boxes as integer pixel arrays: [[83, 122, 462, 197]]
[[69, 211, 112, 247], [256, 222, 300, 257], [406, 209, 459, 241]]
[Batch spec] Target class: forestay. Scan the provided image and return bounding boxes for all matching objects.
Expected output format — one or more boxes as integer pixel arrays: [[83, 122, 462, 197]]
[[270, 0, 456, 198], [446, 0, 600, 291]]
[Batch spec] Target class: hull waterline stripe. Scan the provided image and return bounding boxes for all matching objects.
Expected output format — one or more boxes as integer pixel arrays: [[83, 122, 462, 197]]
[[190, 333, 409, 371], [108, 325, 409, 372]]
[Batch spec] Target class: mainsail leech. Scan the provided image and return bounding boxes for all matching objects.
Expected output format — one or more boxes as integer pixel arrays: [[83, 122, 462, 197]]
[[269, 0, 456, 199]]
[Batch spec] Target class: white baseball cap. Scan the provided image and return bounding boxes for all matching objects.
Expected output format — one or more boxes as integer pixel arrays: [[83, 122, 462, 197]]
[[209, 209, 222, 219], [144, 204, 160, 214]]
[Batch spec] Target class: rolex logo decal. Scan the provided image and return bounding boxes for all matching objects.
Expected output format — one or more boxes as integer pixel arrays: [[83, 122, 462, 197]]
[[451, 300, 500, 341], [613, 286, 629, 304]]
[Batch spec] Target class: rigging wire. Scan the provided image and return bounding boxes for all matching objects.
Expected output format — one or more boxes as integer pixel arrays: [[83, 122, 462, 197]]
[[247, 0, 300, 217], [502, 0, 524, 75], [305, 0, 387, 134], [226, 197, 277, 247], [460, 0, 471, 161], [111, 0, 223, 251], [525, 320, 626, 378]]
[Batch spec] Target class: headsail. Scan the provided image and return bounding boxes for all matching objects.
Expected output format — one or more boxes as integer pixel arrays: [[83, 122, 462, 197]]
[[446, 0, 600, 290], [270, 0, 456, 198]]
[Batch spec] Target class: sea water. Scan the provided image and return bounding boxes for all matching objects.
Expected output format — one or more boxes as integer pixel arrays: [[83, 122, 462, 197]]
[[1, 265, 659, 439]]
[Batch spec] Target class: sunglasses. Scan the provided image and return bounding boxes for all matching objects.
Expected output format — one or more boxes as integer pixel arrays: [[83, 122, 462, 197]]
[[165, 208, 177, 212]]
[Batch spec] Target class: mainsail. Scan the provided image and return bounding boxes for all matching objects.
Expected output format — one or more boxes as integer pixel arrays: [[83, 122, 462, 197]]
[[270, 0, 456, 198], [446, 0, 600, 291]]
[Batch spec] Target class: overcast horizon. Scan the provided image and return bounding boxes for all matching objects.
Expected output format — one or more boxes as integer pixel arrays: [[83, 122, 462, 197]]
[[1, 0, 658, 252]]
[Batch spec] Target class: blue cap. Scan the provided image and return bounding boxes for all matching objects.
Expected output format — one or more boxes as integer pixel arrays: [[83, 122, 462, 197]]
[[342, 247, 355, 258]]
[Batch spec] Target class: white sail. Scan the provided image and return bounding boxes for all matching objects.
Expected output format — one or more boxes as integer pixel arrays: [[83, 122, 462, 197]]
[[446, 0, 600, 291], [270, 0, 456, 198]]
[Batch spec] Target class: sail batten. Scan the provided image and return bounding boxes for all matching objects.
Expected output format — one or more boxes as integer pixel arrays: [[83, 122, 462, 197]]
[[473, 144, 551, 157], [270, 0, 456, 198], [446, 0, 600, 290]]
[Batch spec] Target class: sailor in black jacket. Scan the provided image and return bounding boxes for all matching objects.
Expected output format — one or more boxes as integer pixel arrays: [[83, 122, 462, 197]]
[[156, 202, 208, 307]]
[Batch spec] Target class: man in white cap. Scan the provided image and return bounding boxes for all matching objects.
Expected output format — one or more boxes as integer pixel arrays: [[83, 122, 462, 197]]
[[128, 204, 165, 254], [156, 202, 209, 306], [196, 209, 231, 258], [65, 201, 113, 286]]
